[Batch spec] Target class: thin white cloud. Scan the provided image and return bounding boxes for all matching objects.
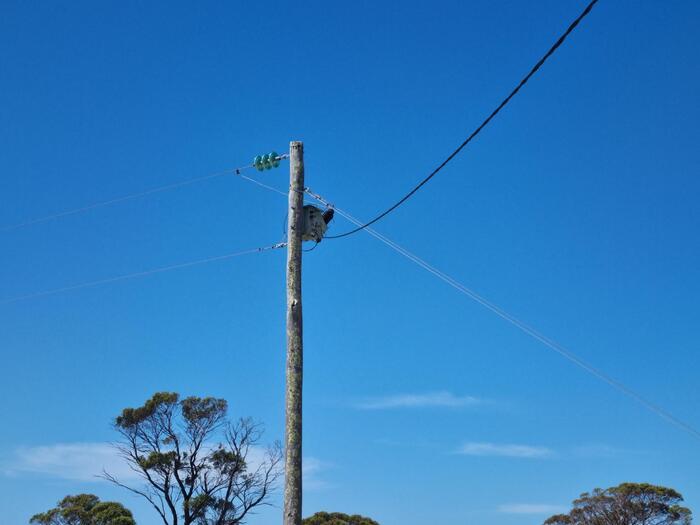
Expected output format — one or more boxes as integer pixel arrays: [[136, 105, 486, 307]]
[[457, 442, 553, 458], [354, 391, 482, 410], [5, 442, 137, 482], [498, 504, 567, 515], [302, 457, 332, 490], [5, 442, 283, 484]]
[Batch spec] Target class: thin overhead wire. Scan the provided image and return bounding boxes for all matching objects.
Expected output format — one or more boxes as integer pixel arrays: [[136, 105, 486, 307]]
[[1, 165, 291, 306], [1, 155, 289, 233], [325, 0, 600, 239], [0, 242, 286, 306], [305, 188, 700, 442], [237, 173, 289, 198], [2, 169, 235, 232]]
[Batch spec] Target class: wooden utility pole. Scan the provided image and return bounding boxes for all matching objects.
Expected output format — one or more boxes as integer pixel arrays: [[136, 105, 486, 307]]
[[284, 141, 304, 525]]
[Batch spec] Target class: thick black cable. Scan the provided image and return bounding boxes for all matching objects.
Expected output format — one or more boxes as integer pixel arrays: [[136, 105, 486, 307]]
[[308, 188, 700, 442], [326, 0, 599, 239]]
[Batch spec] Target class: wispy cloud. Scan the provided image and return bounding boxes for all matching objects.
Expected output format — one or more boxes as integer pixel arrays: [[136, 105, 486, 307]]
[[6, 442, 331, 495], [4, 442, 136, 482], [302, 457, 332, 490], [498, 504, 567, 515], [354, 391, 482, 410], [5, 442, 282, 482], [456, 442, 553, 458]]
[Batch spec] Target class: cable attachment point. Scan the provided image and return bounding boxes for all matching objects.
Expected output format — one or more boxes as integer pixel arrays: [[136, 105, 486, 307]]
[[301, 188, 335, 242]]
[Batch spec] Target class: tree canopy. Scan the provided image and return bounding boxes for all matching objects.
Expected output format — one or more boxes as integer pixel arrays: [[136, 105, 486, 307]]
[[105, 391, 281, 525], [302, 511, 379, 525], [30, 494, 135, 525], [544, 483, 692, 525]]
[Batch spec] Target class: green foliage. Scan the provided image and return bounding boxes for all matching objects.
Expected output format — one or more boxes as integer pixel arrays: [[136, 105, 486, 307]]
[[181, 396, 227, 425], [209, 447, 245, 475], [187, 493, 214, 521], [302, 511, 379, 525], [91, 502, 136, 525], [137, 450, 178, 473], [116, 391, 179, 428], [544, 482, 692, 525], [30, 494, 135, 525], [108, 392, 281, 525]]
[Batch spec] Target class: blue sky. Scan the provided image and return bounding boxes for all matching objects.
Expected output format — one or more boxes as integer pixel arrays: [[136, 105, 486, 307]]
[[1, 1, 699, 524]]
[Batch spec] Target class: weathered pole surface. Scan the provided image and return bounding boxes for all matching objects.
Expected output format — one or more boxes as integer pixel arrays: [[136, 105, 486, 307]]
[[284, 141, 304, 525]]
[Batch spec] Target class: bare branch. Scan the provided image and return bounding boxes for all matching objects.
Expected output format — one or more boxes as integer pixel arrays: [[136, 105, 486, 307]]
[[101, 470, 169, 525]]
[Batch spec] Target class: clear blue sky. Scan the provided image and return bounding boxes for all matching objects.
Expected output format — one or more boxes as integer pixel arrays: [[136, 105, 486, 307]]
[[1, 1, 698, 524]]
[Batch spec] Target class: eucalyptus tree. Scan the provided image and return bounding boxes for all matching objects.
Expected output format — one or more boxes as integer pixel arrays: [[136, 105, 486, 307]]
[[544, 483, 692, 525], [30, 494, 135, 525], [104, 392, 281, 525], [302, 512, 379, 525]]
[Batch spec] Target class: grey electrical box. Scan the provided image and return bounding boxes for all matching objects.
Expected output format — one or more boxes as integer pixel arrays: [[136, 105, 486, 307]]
[[302, 205, 328, 242]]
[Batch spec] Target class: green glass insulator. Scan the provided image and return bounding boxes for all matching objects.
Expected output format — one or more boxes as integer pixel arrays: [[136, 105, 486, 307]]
[[264, 153, 274, 169], [253, 155, 264, 171], [270, 151, 280, 168]]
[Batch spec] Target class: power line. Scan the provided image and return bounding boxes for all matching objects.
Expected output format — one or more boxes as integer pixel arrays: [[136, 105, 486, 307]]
[[1, 155, 289, 233], [0, 242, 286, 305], [2, 169, 233, 232], [306, 188, 700, 442], [0, 168, 291, 306], [326, 0, 600, 239], [237, 173, 289, 198]]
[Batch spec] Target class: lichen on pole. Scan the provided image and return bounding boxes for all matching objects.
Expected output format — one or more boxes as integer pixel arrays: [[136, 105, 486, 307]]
[[284, 141, 304, 525]]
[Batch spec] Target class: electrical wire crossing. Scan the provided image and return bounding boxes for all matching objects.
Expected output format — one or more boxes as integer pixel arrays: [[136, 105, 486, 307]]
[[0, 242, 286, 306], [1, 154, 289, 233], [326, 0, 600, 239], [305, 188, 700, 442]]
